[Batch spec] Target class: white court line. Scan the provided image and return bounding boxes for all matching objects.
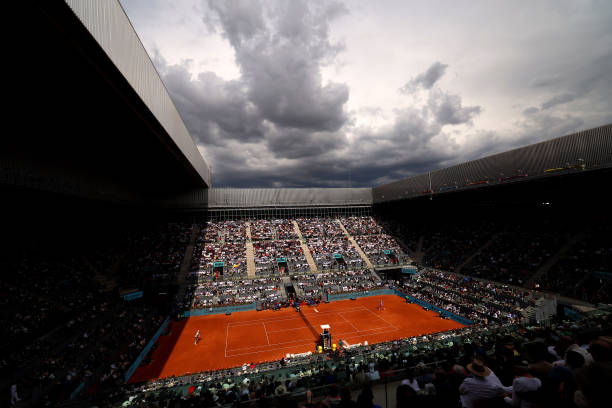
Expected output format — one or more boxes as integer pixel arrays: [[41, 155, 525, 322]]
[[226, 307, 371, 326], [226, 324, 393, 353], [361, 308, 399, 330], [226, 341, 315, 358], [227, 337, 315, 352], [337, 312, 360, 332], [262, 322, 270, 345], [225, 326, 398, 358], [267, 326, 320, 334]]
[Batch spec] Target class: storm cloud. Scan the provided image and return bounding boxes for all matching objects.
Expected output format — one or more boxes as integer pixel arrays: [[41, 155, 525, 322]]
[[400, 61, 449, 94], [121, 0, 612, 187]]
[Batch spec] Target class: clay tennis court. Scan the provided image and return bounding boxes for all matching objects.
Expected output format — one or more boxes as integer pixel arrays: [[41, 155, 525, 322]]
[[130, 295, 465, 382]]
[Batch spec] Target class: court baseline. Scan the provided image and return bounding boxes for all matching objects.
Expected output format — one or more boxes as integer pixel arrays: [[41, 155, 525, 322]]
[[224, 306, 397, 358]]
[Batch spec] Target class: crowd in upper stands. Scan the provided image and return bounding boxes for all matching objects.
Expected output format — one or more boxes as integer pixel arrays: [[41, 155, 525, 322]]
[[292, 270, 380, 299], [253, 240, 306, 275], [251, 219, 297, 241], [189, 278, 283, 309], [386, 210, 611, 304], [399, 270, 532, 325], [296, 218, 344, 238], [340, 216, 384, 236], [535, 225, 612, 303]]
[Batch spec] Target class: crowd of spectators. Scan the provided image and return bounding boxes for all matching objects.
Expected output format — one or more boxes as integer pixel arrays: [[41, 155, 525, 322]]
[[340, 216, 384, 236], [404, 211, 610, 304], [188, 278, 283, 309], [292, 270, 381, 299], [251, 219, 297, 241], [463, 226, 565, 286], [535, 226, 612, 303], [307, 237, 362, 270], [194, 220, 248, 279], [397, 270, 532, 325], [422, 221, 494, 273], [253, 240, 307, 275], [355, 234, 410, 266], [203, 220, 246, 244], [2, 250, 172, 407], [296, 218, 344, 238], [118, 222, 193, 288]]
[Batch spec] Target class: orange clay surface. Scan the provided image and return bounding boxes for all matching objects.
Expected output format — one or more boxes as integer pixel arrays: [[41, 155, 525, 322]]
[[130, 295, 464, 382]]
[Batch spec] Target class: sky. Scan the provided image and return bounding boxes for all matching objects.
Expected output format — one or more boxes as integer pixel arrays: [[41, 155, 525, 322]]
[[120, 0, 612, 187]]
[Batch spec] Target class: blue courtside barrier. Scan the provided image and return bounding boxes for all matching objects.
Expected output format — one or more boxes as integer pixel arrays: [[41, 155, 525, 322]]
[[393, 290, 474, 326], [125, 316, 170, 383], [185, 302, 257, 317], [69, 382, 85, 400], [328, 289, 394, 301]]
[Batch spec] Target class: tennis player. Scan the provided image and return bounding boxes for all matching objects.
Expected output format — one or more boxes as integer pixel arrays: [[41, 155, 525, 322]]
[[194, 329, 200, 345]]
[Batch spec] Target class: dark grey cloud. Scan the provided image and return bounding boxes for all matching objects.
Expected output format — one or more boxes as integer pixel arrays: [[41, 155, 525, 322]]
[[130, 0, 612, 188], [207, 0, 349, 132], [155, 57, 265, 146], [400, 61, 448, 93], [541, 93, 575, 110], [427, 90, 482, 126]]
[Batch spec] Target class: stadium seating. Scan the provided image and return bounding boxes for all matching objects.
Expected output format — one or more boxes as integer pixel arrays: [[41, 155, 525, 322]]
[[6, 215, 612, 408]]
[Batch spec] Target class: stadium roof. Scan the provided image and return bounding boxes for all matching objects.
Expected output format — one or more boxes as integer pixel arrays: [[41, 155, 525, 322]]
[[3, 1, 210, 206], [373, 124, 612, 203]]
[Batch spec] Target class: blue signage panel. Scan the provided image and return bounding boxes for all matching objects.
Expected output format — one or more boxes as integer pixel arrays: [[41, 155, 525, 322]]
[[593, 271, 612, 280], [213, 261, 225, 267], [123, 291, 143, 301], [276, 257, 287, 262], [384, 250, 392, 255], [401, 267, 417, 274], [333, 253, 343, 259]]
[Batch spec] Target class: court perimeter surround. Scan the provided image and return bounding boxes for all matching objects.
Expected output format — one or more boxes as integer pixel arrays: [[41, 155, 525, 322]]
[[130, 295, 465, 382]]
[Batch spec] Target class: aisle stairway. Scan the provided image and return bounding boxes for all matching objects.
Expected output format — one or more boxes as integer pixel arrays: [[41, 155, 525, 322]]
[[526, 233, 584, 287], [245, 221, 252, 240], [176, 224, 200, 304], [292, 220, 318, 273], [336, 218, 374, 269], [244, 222, 257, 277], [245, 241, 256, 277], [412, 235, 425, 264], [177, 224, 199, 287], [455, 235, 498, 274]]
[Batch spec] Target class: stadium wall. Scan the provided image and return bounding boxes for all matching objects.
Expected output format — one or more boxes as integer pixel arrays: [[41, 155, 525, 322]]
[[373, 124, 612, 203], [208, 188, 373, 208]]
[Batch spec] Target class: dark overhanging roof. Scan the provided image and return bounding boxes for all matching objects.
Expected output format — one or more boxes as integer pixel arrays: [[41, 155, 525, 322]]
[[372, 123, 612, 203], [2, 0, 210, 206]]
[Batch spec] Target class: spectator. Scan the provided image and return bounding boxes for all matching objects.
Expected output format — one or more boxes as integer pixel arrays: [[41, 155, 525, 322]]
[[503, 365, 542, 408], [459, 356, 512, 408]]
